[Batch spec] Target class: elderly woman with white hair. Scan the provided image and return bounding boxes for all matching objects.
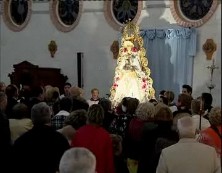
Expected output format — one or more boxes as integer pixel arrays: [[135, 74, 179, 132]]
[[59, 148, 96, 173], [198, 107, 221, 157]]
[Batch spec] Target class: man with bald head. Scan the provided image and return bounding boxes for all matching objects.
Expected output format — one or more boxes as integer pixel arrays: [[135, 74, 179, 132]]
[[156, 116, 220, 173]]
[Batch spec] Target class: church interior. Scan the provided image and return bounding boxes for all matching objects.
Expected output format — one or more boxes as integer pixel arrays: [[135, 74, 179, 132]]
[[0, 0, 221, 173]]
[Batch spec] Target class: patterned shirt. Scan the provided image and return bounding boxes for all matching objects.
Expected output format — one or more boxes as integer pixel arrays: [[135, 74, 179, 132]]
[[51, 110, 70, 130]]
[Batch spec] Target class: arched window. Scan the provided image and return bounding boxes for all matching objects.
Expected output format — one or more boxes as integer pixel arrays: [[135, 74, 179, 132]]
[[2, 0, 32, 31], [50, 0, 83, 32], [170, 0, 219, 27], [104, 0, 143, 31]]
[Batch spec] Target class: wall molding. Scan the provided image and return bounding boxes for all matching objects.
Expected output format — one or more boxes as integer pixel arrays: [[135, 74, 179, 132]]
[[0, 2, 170, 15]]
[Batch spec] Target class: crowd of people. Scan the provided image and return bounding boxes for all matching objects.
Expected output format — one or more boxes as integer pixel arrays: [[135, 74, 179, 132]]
[[0, 81, 221, 173]]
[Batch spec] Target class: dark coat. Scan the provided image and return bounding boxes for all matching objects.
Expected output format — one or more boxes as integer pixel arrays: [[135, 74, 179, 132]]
[[0, 110, 11, 170], [12, 125, 70, 173]]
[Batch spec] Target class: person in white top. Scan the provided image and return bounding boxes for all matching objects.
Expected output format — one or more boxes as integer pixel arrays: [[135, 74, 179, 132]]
[[87, 88, 100, 107], [191, 99, 210, 132], [156, 116, 220, 173]]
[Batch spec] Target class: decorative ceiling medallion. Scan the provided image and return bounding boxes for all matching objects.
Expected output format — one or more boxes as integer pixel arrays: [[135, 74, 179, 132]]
[[50, 0, 83, 32], [170, 0, 219, 27], [104, 0, 143, 31], [2, 0, 32, 32]]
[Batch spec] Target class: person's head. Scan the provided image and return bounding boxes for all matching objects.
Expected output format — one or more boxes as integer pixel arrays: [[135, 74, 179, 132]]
[[60, 97, 73, 112], [159, 90, 166, 97], [98, 98, 111, 113], [64, 109, 87, 130], [127, 98, 139, 115], [191, 99, 201, 115], [177, 116, 196, 138], [119, 97, 131, 113], [31, 102, 51, 125], [12, 103, 29, 119], [177, 94, 192, 110], [201, 93, 213, 111], [0, 82, 6, 92], [159, 96, 168, 105], [164, 91, 175, 105], [0, 92, 7, 111], [5, 84, 18, 98], [209, 107, 221, 126], [70, 87, 84, 98], [32, 86, 44, 101], [59, 148, 96, 173], [45, 87, 60, 103], [88, 104, 104, 126], [135, 102, 155, 121], [91, 88, 99, 100], [64, 82, 71, 96], [52, 88, 60, 102], [155, 103, 173, 121], [122, 40, 134, 55], [182, 84, 192, 96], [149, 99, 158, 106]]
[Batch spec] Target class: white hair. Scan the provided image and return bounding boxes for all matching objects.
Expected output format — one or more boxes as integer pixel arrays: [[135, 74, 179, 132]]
[[31, 102, 51, 125], [177, 116, 196, 137], [59, 148, 96, 173]]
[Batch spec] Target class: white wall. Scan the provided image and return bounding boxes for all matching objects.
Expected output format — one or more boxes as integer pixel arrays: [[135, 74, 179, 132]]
[[0, 1, 221, 106]]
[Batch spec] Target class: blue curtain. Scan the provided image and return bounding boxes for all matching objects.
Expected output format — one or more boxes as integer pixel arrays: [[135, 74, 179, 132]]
[[140, 28, 197, 99]]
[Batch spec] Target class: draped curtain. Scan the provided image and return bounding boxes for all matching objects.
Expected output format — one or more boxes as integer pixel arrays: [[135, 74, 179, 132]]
[[140, 28, 197, 99]]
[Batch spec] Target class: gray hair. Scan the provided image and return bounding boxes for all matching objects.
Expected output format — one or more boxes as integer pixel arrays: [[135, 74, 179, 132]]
[[31, 102, 51, 125], [209, 107, 221, 126], [177, 116, 196, 138], [59, 148, 96, 173], [136, 102, 155, 120]]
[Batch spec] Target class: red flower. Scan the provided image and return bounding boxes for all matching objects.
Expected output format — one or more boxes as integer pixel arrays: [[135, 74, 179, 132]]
[[113, 83, 118, 88], [142, 78, 146, 82], [131, 47, 138, 52], [142, 84, 147, 89]]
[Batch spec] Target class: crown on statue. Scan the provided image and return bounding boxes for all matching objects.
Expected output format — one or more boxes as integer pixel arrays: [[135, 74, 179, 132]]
[[122, 19, 140, 42]]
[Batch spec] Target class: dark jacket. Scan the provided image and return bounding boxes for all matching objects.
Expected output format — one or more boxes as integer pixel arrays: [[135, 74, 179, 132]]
[[12, 125, 70, 173], [5, 97, 18, 118], [137, 121, 178, 173], [0, 110, 11, 170]]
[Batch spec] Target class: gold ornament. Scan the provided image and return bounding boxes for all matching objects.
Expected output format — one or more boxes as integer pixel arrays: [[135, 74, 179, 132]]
[[48, 40, 57, 58], [110, 40, 119, 59], [202, 39, 217, 60]]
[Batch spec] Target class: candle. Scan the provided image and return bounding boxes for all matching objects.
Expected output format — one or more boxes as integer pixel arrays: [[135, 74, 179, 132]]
[[200, 99, 203, 112]]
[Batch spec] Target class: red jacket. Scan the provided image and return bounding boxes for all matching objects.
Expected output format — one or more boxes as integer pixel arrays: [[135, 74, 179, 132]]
[[71, 124, 115, 173], [198, 125, 221, 157]]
